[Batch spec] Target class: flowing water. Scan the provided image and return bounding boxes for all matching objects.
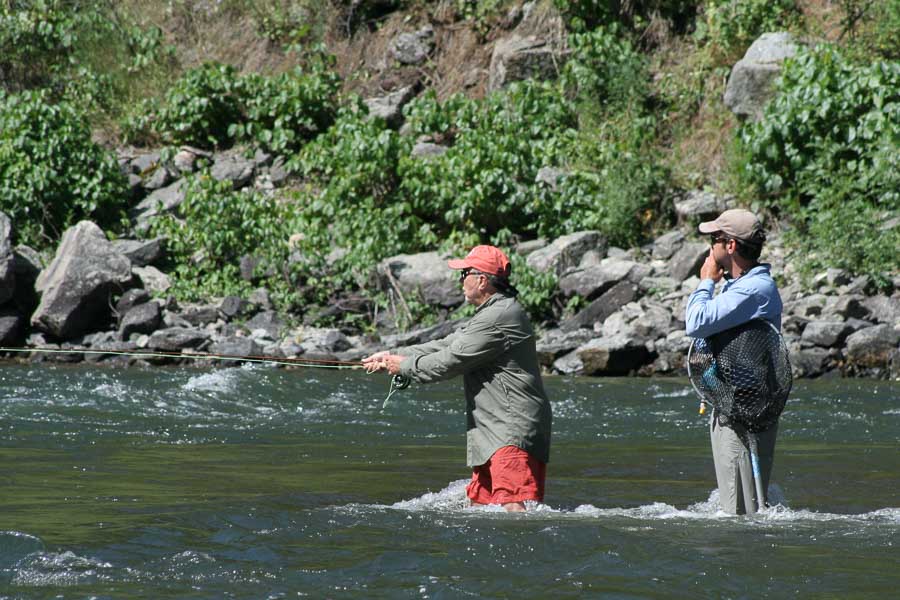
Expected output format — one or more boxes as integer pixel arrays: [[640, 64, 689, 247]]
[[0, 363, 897, 598]]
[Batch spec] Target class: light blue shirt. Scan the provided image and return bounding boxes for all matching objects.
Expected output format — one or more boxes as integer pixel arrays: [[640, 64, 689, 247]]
[[685, 264, 782, 339]]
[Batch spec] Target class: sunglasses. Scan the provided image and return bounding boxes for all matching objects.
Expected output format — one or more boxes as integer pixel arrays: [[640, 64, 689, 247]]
[[710, 235, 729, 246], [459, 268, 487, 283]]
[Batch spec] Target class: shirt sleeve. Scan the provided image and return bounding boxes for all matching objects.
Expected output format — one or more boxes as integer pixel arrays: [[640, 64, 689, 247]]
[[399, 319, 507, 384], [685, 279, 761, 338]]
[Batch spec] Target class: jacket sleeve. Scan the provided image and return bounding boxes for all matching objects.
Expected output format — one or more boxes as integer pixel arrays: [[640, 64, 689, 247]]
[[685, 279, 761, 338], [399, 319, 507, 383], [396, 332, 457, 359]]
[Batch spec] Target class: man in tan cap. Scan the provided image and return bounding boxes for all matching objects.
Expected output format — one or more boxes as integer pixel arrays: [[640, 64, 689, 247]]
[[685, 209, 783, 514], [364, 245, 552, 512]]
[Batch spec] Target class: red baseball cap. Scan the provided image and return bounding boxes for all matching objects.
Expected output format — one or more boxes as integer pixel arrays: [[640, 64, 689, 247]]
[[447, 245, 511, 278]]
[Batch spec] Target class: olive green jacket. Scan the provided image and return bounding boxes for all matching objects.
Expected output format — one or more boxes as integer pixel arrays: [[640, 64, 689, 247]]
[[398, 293, 552, 467]]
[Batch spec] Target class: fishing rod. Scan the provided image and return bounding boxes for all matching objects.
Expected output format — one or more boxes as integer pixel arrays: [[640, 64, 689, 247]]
[[0, 345, 412, 407]]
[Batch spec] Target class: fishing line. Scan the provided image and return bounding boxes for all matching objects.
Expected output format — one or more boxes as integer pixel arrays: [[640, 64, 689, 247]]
[[0, 345, 412, 407]]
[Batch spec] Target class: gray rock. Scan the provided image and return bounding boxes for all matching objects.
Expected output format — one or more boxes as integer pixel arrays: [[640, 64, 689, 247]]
[[130, 151, 162, 175], [110, 238, 164, 267], [823, 295, 869, 321], [515, 238, 548, 257], [0, 212, 13, 305], [365, 85, 418, 128], [488, 35, 565, 92], [31, 222, 133, 340], [861, 295, 900, 326], [295, 327, 351, 356], [379, 251, 462, 307], [381, 319, 467, 348], [845, 324, 900, 369], [526, 231, 606, 278], [180, 303, 220, 327], [813, 268, 852, 289], [390, 25, 434, 65], [219, 296, 252, 320], [789, 345, 831, 378], [142, 163, 175, 190], [147, 326, 210, 352], [553, 349, 584, 375], [248, 288, 273, 311], [558, 258, 638, 300], [130, 179, 188, 234], [724, 32, 800, 121], [115, 288, 152, 320], [576, 334, 651, 376], [535, 167, 566, 191], [674, 190, 730, 223], [133, 266, 171, 295], [211, 153, 255, 189], [638, 276, 680, 296], [209, 336, 263, 360], [801, 321, 855, 348], [245, 310, 285, 340], [268, 156, 290, 187], [651, 230, 685, 261], [560, 281, 637, 332], [0, 307, 25, 345], [535, 327, 594, 367], [667, 241, 709, 281], [787, 294, 828, 319], [119, 302, 162, 341], [410, 142, 448, 159]]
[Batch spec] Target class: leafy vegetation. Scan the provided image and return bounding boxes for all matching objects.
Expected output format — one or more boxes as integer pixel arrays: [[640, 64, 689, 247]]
[[0, 89, 127, 247], [1, 0, 897, 326], [740, 44, 900, 288]]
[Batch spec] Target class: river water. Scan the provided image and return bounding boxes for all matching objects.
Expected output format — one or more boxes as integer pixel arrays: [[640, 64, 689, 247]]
[[0, 363, 897, 598]]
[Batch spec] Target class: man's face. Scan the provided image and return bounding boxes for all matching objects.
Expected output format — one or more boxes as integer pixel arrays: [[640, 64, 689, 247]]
[[459, 268, 487, 305]]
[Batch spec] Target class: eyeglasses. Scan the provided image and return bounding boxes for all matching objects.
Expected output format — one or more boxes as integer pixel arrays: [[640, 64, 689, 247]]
[[710, 235, 729, 246], [459, 268, 486, 283]]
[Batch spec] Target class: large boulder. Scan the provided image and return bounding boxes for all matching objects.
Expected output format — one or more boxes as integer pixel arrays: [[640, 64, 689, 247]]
[[390, 25, 434, 65], [0, 212, 14, 305], [31, 221, 133, 340], [379, 251, 462, 307], [0, 307, 25, 345], [560, 281, 637, 332], [488, 35, 566, 92], [110, 238, 164, 267], [844, 325, 900, 369], [130, 179, 188, 234], [118, 302, 162, 341], [558, 257, 641, 300], [667, 241, 709, 282], [147, 327, 210, 352], [576, 334, 652, 376], [364, 85, 418, 128], [526, 231, 606, 278], [211, 152, 255, 189], [535, 328, 594, 367], [723, 32, 800, 121], [674, 190, 731, 224], [801, 321, 855, 348]]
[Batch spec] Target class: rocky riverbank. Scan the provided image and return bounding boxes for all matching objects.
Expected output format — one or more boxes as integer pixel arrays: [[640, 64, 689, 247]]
[[1, 187, 897, 379]]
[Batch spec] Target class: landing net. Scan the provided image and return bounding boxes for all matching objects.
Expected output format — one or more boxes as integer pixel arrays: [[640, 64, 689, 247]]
[[687, 319, 792, 433]]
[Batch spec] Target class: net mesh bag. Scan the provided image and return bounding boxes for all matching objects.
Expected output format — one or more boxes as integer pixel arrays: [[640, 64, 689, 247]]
[[687, 319, 792, 433]]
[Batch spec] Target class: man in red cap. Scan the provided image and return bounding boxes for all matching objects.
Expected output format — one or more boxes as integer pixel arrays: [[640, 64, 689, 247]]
[[363, 245, 552, 511]]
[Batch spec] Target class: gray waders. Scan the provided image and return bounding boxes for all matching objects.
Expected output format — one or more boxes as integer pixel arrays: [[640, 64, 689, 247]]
[[710, 413, 778, 514]]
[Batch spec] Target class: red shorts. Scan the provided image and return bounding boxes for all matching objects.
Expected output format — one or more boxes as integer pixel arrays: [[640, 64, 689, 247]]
[[466, 445, 546, 505]]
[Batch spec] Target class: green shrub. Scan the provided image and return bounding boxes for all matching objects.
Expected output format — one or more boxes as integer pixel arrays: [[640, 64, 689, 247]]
[[128, 62, 246, 149], [399, 81, 577, 239], [741, 45, 900, 288], [234, 63, 341, 154], [695, 0, 801, 61], [149, 174, 297, 305], [287, 102, 418, 303], [0, 89, 127, 247]]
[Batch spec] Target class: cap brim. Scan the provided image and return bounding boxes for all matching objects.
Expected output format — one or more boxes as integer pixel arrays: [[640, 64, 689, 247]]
[[698, 220, 720, 233], [447, 258, 471, 270]]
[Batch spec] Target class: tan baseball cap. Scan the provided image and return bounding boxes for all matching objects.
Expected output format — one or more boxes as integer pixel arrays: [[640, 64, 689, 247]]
[[698, 209, 765, 244]]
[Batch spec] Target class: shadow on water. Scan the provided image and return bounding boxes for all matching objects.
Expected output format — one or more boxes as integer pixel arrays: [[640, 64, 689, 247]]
[[0, 364, 897, 597]]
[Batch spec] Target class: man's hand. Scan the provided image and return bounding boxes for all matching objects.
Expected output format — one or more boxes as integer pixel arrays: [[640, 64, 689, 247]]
[[362, 351, 404, 375], [700, 251, 724, 282]]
